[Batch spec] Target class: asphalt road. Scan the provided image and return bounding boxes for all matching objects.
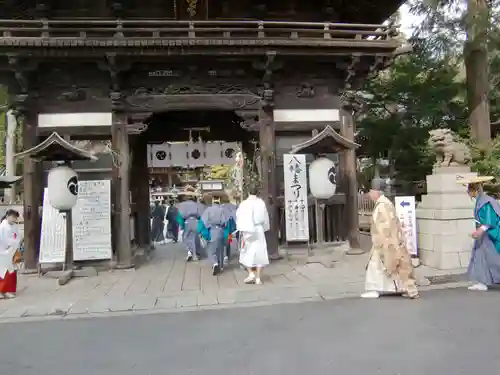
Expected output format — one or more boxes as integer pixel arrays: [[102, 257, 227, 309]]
[[1, 288, 499, 375]]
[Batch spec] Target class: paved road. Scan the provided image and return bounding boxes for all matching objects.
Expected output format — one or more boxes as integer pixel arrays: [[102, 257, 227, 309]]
[[1, 288, 499, 375]]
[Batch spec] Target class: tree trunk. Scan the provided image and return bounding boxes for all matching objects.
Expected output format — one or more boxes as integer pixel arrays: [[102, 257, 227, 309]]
[[465, 0, 491, 144]]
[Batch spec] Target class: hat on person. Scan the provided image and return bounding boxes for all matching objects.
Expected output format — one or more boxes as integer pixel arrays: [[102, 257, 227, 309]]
[[455, 175, 494, 185]]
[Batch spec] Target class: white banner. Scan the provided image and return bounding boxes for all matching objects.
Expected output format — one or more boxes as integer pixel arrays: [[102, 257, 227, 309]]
[[394, 196, 418, 256], [283, 154, 309, 242], [39, 180, 112, 264], [72, 180, 112, 261], [149, 141, 241, 167], [39, 188, 66, 264]]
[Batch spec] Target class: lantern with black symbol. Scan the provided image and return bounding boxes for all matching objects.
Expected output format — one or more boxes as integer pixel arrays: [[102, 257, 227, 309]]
[[15, 132, 98, 281], [47, 163, 79, 211], [308, 157, 337, 199], [15, 133, 98, 213]]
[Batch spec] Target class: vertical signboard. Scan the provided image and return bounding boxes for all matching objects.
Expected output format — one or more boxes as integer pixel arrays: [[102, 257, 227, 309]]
[[395, 196, 418, 256], [39, 188, 66, 264], [39, 180, 112, 264], [72, 180, 112, 261], [283, 154, 309, 242]]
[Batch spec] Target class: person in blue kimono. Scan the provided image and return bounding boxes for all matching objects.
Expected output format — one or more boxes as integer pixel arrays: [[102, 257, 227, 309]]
[[176, 191, 204, 262], [198, 193, 235, 275], [459, 175, 500, 291]]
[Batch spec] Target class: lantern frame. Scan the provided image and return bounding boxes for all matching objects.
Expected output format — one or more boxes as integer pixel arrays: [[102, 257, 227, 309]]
[[15, 132, 98, 285], [287, 125, 360, 249]]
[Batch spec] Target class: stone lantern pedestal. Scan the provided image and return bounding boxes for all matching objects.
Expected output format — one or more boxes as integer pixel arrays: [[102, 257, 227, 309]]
[[417, 166, 476, 269]]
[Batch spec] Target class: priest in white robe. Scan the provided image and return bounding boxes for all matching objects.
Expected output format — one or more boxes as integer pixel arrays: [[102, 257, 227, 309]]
[[236, 186, 270, 285], [362, 178, 419, 299]]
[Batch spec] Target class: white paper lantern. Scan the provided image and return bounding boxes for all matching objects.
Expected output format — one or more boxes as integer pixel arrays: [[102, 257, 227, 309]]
[[47, 165, 79, 211], [309, 157, 337, 199]]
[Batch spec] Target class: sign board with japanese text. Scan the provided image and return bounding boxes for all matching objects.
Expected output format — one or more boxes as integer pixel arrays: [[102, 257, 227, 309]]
[[39, 180, 112, 264], [72, 180, 112, 261], [394, 196, 418, 256], [283, 154, 310, 242]]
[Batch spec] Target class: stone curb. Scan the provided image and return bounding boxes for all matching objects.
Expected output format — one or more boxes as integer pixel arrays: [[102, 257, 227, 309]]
[[0, 280, 471, 325]]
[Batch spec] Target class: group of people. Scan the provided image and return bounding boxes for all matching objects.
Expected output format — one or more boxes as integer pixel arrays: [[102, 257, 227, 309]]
[[363, 175, 500, 299], [153, 173, 500, 294], [158, 186, 271, 284], [151, 200, 180, 245], [3, 171, 497, 302]]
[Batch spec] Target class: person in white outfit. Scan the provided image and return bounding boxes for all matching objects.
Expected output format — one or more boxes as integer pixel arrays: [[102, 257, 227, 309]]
[[0, 209, 21, 299], [236, 186, 270, 285]]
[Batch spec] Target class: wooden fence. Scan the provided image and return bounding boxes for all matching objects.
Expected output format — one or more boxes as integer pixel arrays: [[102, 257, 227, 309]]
[[358, 193, 374, 231], [0, 19, 397, 44]]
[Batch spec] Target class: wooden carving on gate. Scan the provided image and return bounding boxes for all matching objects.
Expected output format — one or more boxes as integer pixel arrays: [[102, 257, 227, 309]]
[[58, 85, 87, 102], [186, 0, 198, 16], [126, 84, 262, 110], [296, 83, 315, 98]]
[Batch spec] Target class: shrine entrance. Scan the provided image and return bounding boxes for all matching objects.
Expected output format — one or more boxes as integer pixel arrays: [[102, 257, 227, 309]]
[[142, 109, 257, 198], [15, 80, 359, 271], [128, 105, 270, 263]]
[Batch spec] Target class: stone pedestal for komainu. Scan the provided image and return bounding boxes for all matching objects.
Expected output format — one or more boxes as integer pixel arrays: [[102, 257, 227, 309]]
[[417, 129, 475, 269]]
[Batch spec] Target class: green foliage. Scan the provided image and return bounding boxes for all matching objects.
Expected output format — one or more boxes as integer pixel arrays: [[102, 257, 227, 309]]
[[470, 136, 500, 177], [408, 0, 466, 58], [357, 1, 500, 182], [357, 41, 467, 182], [469, 136, 500, 196], [356, 163, 377, 192], [408, 0, 500, 124], [205, 152, 261, 199], [242, 152, 261, 195]]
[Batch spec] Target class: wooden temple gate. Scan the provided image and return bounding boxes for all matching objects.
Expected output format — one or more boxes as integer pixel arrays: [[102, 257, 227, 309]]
[[0, 1, 404, 270]]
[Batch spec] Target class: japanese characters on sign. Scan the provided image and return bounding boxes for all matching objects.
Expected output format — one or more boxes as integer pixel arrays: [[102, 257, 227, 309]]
[[283, 154, 309, 242], [394, 196, 418, 256]]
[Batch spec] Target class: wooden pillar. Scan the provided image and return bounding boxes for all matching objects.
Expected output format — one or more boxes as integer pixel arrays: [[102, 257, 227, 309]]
[[131, 135, 151, 248], [311, 130, 325, 246], [259, 103, 280, 259], [21, 108, 42, 270], [112, 113, 133, 267], [340, 109, 360, 249]]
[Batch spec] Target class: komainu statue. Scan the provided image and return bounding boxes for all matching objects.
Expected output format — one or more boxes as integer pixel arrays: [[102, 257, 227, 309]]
[[428, 128, 471, 167]]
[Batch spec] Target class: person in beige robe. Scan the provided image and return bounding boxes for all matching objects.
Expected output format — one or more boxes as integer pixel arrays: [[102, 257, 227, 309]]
[[361, 178, 419, 299]]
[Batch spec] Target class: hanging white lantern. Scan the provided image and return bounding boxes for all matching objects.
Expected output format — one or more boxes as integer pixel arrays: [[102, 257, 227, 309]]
[[309, 157, 337, 199], [47, 165, 79, 211]]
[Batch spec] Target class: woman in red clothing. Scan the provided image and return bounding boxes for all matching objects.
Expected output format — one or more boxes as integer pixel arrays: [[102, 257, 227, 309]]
[[0, 209, 21, 299]]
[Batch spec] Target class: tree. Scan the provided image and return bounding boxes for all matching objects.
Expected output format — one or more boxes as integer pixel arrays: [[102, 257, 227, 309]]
[[464, 0, 491, 143], [357, 39, 467, 182], [408, 0, 498, 144]]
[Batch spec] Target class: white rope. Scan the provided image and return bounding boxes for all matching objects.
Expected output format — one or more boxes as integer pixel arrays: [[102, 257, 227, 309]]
[[102, 140, 122, 168]]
